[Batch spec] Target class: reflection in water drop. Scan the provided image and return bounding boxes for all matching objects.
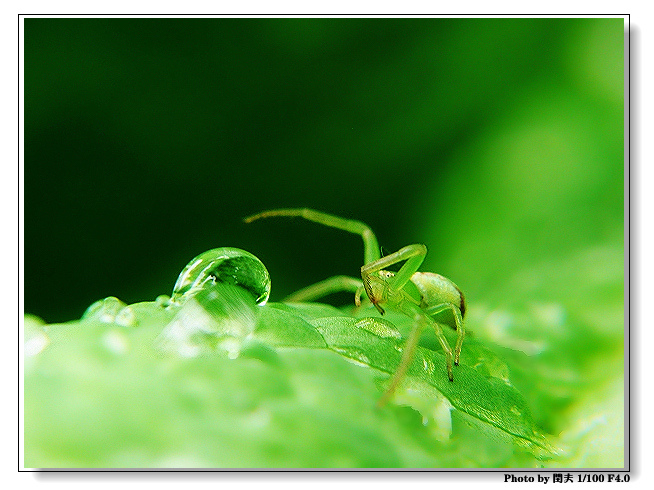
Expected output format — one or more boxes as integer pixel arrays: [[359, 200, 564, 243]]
[[158, 282, 259, 358], [171, 248, 271, 306]]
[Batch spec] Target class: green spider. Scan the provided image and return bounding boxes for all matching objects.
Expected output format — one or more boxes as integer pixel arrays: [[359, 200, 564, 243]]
[[245, 208, 465, 405]]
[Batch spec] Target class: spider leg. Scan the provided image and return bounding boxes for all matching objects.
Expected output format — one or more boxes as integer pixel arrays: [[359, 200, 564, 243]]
[[424, 302, 465, 365], [377, 301, 455, 407], [433, 320, 455, 380], [399, 301, 454, 382], [283, 275, 363, 303], [360, 244, 427, 312], [244, 208, 381, 264], [377, 313, 424, 407]]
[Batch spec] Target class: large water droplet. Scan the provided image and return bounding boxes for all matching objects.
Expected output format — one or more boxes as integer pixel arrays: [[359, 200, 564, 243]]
[[171, 247, 271, 306]]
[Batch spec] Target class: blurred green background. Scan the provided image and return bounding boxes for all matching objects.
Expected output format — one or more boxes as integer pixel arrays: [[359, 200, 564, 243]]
[[24, 16, 625, 468], [25, 18, 623, 324]]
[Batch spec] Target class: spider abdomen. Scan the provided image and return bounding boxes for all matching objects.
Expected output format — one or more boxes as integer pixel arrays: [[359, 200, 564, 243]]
[[410, 272, 466, 318]]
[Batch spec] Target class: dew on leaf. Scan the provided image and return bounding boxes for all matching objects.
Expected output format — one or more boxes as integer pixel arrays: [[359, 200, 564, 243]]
[[115, 306, 137, 327], [82, 296, 127, 323], [171, 247, 271, 306], [155, 294, 171, 308], [355, 317, 402, 339], [82, 296, 138, 327]]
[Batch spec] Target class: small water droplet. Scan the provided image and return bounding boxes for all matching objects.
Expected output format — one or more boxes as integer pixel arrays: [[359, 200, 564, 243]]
[[422, 357, 435, 375], [171, 247, 271, 306], [156, 294, 171, 308], [82, 297, 137, 327], [218, 337, 242, 359], [25, 316, 50, 359], [82, 296, 127, 323], [115, 306, 137, 327], [356, 317, 402, 339]]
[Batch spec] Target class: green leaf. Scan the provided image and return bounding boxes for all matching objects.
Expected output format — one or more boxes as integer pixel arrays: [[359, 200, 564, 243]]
[[311, 316, 556, 456], [24, 295, 555, 468], [23, 306, 444, 468], [254, 303, 327, 348]]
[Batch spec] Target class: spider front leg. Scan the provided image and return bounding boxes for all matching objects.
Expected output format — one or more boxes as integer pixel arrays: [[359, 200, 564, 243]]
[[244, 208, 380, 305], [244, 208, 382, 265], [283, 275, 363, 303], [360, 243, 427, 314]]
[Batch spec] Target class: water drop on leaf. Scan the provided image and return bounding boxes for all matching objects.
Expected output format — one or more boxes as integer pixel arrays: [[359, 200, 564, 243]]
[[155, 294, 171, 308], [82, 297, 137, 327], [115, 306, 137, 327], [82, 296, 127, 323], [171, 248, 271, 306]]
